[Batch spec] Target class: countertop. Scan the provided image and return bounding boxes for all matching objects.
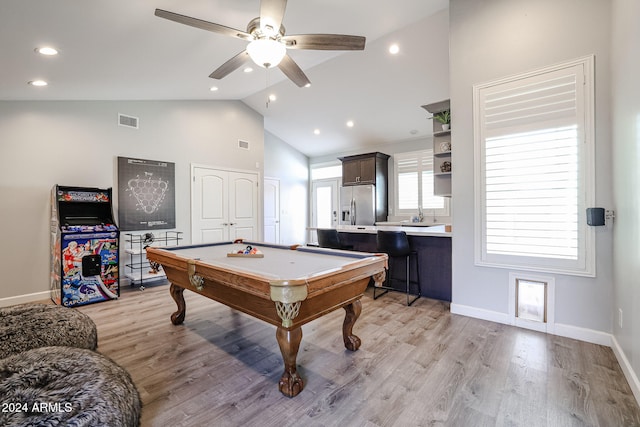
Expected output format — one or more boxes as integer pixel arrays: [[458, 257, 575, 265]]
[[331, 223, 452, 237]]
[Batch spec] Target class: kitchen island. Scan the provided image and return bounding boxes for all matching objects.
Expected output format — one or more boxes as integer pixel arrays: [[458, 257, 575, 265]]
[[319, 224, 451, 302]]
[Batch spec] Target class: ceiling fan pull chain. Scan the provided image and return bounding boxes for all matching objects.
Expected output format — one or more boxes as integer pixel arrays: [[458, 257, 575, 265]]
[[266, 68, 271, 109]]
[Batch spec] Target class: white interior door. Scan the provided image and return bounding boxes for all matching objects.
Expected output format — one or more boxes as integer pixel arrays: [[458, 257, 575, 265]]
[[311, 178, 339, 242], [192, 167, 228, 244], [228, 171, 259, 241], [192, 166, 259, 244], [263, 178, 280, 244]]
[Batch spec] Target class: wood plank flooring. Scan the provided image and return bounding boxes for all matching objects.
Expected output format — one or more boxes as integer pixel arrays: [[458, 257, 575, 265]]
[[74, 283, 640, 427]]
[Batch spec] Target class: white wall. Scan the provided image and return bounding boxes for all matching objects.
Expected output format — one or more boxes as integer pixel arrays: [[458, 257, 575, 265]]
[[0, 100, 264, 301], [611, 0, 640, 398], [449, 0, 614, 337], [264, 131, 309, 245]]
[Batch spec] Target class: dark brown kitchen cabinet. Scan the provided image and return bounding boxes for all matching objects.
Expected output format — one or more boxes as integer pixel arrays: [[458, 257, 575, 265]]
[[342, 156, 375, 185], [340, 152, 388, 186]]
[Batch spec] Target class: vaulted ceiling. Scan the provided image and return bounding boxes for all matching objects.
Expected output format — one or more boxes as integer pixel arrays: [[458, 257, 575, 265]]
[[0, 0, 450, 157]]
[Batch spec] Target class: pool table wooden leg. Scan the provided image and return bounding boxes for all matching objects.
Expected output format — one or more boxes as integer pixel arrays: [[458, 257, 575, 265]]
[[169, 284, 186, 325], [276, 326, 304, 397], [342, 299, 362, 351]]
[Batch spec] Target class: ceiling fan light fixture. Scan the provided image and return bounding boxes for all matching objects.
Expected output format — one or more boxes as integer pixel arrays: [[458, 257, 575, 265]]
[[247, 38, 286, 68]]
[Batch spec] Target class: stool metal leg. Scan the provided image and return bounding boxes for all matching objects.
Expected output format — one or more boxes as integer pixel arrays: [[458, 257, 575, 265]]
[[373, 254, 419, 305], [405, 255, 410, 306], [406, 254, 420, 306], [373, 267, 390, 300]]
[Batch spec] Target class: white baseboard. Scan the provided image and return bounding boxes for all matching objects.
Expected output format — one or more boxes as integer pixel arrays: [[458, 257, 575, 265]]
[[0, 291, 51, 308], [553, 322, 612, 347], [451, 303, 610, 346], [611, 335, 640, 405], [450, 302, 511, 325]]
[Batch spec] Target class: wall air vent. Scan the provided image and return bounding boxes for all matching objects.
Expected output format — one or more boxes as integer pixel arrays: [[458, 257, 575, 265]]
[[118, 113, 139, 129], [238, 140, 250, 150]]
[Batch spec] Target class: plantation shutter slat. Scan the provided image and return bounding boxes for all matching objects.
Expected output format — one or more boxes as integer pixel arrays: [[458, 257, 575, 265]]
[[396, 155, 419, 210]]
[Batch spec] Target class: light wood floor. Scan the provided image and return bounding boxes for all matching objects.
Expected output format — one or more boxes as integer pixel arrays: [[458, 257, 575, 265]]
[[75, 283, 640, 427]]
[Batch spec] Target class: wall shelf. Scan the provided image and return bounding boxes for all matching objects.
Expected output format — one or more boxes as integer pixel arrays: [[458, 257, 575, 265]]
[[422, 99, 451, 197]]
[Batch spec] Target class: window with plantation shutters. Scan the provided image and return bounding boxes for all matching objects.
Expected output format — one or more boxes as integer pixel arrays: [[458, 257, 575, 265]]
[[395, 150, 449, 216], [474, 56, 595, 276]]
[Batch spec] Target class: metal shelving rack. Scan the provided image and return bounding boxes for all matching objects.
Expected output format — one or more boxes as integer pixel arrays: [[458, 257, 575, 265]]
[[124, 231, 182, 289]]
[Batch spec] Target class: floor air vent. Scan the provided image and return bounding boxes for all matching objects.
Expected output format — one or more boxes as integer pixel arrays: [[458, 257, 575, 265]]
[[118, 113, 139, 129], [238, 140, 250, 150]]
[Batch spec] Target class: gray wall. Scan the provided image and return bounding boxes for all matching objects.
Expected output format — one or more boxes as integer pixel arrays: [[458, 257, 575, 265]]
[[264, 131, 309, 245], [0, 100, 264, 301], [612, 0, 640, 397], [449, 0, 613, 333]]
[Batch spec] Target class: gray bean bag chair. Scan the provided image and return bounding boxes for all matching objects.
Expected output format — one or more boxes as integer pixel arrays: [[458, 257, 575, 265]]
[[0, 303, 97, 359], [0, 346, 141, 426]]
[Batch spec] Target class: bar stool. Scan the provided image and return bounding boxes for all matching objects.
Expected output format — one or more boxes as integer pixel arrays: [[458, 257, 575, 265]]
[[317, 229, 353, 250], [375, 230, 421, 306]]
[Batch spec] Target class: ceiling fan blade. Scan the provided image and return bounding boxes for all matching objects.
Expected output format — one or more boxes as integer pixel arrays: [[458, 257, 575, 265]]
[[282, 34, 366, 51], [209, 51, 251, 80], [277, 54, 311, 88], [155, 9, 252, 41], [259, 0, 287, 35]]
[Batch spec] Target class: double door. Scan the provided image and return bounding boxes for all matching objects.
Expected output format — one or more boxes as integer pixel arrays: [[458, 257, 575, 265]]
[[191, 167, 259, 244]]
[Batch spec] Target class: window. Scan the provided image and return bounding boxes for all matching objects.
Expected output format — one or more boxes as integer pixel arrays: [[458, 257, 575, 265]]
[[395, 150, 449, 217], [474, 56, 595, 276], [311, 164, 342, 180]]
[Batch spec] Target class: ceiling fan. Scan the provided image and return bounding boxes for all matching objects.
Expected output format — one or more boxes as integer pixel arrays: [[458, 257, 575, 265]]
[[155, 0, 366, 87]]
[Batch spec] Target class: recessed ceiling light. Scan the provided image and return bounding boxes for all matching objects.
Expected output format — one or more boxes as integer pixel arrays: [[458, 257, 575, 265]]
[[389, 44, 400, 55], [313, 129, 320, 135], [268, 94, 277, 102], [35, 47, 58, 56], [28, 80, 48, 87], [346, 120, 354, 128], [210, 86, 219, 92], [243, 67, 254, 73]]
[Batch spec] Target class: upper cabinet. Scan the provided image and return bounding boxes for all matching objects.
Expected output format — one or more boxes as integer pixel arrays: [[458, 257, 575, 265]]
[[339, 152, 390, 186], [422, 100, 451, 197]]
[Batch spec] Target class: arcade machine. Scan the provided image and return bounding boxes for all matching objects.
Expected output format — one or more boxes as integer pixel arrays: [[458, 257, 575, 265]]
[[50, 185, 120, 306]]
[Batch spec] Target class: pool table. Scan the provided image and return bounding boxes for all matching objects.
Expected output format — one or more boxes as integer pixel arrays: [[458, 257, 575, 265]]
[[145, 240, 387, 397]]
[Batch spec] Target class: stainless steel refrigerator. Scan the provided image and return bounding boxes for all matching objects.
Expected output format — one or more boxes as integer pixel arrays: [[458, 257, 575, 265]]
[[340, 185, 376, 225]]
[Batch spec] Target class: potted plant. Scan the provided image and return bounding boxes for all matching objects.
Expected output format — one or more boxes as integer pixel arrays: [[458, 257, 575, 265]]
[[433, 110, 451, 131]]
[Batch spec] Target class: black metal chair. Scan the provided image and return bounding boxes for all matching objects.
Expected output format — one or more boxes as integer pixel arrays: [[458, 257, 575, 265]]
[[375, 230, 421, 306], [316, 229, 353, 250]]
